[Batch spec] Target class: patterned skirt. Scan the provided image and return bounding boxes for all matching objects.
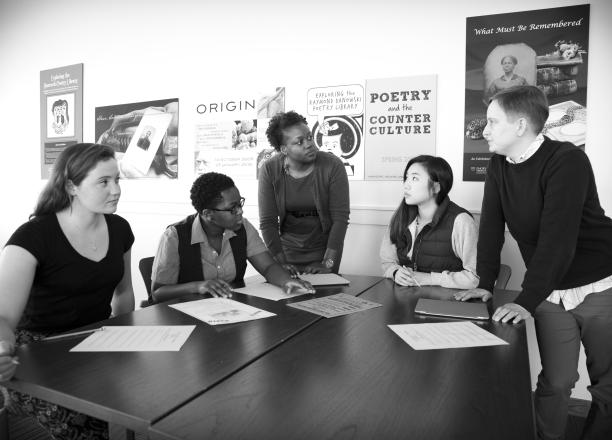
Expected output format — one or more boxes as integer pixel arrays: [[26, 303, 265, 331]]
[[1, 329, 109, 440]]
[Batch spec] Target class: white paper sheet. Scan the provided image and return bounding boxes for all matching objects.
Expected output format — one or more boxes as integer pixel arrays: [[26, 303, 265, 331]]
[[288, 293, 382, 318], [388, 321, 508, 350], [233, 282, 310, 301], [170, 298, 275, 325], [70, 326, 195, 352], [297, 273, 350, 286]]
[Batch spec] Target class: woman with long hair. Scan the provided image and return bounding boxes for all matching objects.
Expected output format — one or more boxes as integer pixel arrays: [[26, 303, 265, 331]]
[[380, 155, 478, 289], [0, 143, 135, 439]]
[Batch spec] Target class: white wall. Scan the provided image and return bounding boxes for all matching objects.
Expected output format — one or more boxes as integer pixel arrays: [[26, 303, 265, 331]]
[[1, 0, 611, 401]]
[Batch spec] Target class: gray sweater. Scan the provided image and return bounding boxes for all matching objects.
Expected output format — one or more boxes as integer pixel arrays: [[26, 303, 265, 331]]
[[257, 151, 350, 267]]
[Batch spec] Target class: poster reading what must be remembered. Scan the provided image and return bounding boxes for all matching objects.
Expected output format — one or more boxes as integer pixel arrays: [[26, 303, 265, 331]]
[[463, 4, 590, 182]]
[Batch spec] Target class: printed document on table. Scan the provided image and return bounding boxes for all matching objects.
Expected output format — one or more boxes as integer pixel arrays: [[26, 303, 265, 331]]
[[70, 326, 195, 352], [297, 273, 350, 286], [170, 298, 275, 325], [233, 282, 310, 301], [288, 293, 382, 318], [388, 321, 508, 350]]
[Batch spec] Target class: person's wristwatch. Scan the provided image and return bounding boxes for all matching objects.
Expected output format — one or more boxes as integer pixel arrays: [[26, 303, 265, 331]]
[[322, 258, 335, 269]]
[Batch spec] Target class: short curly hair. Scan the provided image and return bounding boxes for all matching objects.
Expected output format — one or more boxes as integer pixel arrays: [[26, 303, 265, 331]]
[[190, 172, 235, 213], [265, 110, 308, 151]]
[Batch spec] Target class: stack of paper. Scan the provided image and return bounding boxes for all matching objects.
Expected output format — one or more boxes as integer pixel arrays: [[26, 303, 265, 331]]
[[170, 298, 275, 325], [70, 326, 195, 352], [288, 293, 381, 318], [298, 273, 350, 286], [388, 322, 508, 350]]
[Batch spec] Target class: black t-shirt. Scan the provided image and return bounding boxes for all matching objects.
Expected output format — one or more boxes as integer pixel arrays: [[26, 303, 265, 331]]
[[6, 213, 134, 332]]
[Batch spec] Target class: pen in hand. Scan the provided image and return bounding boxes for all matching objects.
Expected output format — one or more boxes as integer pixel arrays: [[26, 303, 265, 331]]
[[402, 265, 421, 287]]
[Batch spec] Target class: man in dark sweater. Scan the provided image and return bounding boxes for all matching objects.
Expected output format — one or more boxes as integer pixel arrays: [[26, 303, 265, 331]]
[[457, 86, 612, 440]]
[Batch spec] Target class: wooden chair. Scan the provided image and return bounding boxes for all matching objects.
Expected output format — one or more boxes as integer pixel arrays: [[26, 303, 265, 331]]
[[138, 257, 155, 307], [495, 263, 512, 290]]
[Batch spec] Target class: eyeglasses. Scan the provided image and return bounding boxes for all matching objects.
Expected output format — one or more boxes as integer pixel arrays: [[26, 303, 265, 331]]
[[208, 197, 245, 215]]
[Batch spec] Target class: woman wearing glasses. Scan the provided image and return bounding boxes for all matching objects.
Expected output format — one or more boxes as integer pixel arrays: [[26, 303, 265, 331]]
[[259, 111, 350, 275], [151, 172, 313, 303]]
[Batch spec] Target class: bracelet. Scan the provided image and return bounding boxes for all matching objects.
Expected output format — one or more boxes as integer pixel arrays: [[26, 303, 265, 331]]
[[322, 258, 335, 269]]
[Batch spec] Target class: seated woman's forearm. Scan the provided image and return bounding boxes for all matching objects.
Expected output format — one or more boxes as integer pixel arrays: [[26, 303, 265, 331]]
[[152, 281, 204, 302], [111, 289, 135, 315], [430, 269, 479, 289], [262, 263, 293, 288]]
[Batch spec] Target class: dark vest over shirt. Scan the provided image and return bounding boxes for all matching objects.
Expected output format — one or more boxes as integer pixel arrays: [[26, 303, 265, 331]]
[[172, 214, 247, 288], [397, 197, 471, 273]]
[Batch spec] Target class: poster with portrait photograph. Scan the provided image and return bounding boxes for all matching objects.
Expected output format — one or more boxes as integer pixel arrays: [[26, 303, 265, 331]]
[[306, 84, 365, 180], [364, 75, 437, 180], [40, 63, 83, 178], [463, 4, 589, 181], [194, 87, 285, 179], [95, 98, 179, 179]]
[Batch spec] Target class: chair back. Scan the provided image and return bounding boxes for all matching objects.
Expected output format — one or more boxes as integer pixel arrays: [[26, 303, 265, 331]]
[[0, 406, 8, 439], [139, 257, 155, 306], [495, 263, 512, 290]]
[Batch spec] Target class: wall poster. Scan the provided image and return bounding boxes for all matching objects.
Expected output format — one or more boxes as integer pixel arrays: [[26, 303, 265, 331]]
[[364, 75, 437, 180], [40, 63, 83, 178], [95, 98, 179, 179], [463, 4, 590, 181], [307, 84, 365, 180], [194, 87, 285, 179]]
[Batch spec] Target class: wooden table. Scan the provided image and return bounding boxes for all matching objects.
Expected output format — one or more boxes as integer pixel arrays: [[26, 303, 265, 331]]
[[149, 280, 535, 440], [6, 274, 382, 439]]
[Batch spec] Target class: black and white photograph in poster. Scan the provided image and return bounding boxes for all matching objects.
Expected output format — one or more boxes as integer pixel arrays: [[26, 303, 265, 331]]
[[463, 4, 589, 181], [40, 63, 83, 178], [364, 75, 437, 180], [194, 87, 285, 179], [307, 84, 365, 180], [95, 98, 179, 179]]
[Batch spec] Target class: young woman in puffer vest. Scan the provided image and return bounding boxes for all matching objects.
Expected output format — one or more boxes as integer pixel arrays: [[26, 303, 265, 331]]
[[380, 155, 479, 289]]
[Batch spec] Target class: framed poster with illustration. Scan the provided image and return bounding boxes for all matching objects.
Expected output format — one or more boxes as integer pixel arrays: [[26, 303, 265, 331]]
[[40, 63, 83, 178]]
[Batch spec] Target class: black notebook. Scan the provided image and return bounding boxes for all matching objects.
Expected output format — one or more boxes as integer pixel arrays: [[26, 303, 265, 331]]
[[414, 298, 490, 320]]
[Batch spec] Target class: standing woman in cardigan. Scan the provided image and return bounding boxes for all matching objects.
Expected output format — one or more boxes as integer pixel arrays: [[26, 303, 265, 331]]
[[259, 111, 350, 275], [380, 155, 479, 289], [0, 143, 135, 439]]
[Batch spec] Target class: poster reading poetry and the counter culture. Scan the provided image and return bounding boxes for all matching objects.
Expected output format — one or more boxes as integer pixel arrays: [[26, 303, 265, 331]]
[[194, 87, 285, 179], [40, 63, 83, 178], [463, 4, 589, 181], [364, 75, 437, 180], [306, 84, 365, 180], [95, 98, 179, 179]]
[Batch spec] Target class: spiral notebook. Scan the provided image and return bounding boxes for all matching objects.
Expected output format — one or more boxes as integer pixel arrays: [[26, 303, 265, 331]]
[[414, 298, 490, 320]]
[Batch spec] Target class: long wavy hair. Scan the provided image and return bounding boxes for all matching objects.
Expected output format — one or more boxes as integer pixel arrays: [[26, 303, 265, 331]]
[[388, 155, 453, 247], [32, 143, 116, 218]]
